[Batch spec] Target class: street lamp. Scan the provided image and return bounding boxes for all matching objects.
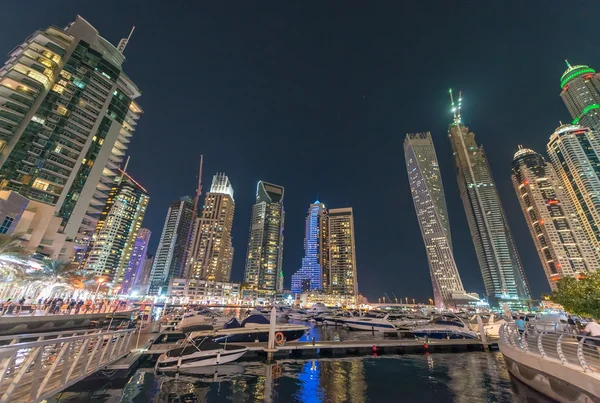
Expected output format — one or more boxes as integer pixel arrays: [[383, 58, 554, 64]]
[[94, 278, 105, 300]]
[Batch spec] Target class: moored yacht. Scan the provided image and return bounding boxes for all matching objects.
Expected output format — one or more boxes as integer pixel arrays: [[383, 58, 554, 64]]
[[191, 314, 308, 343], [177, 309, 232, 333], [411, 314, 479, 339], [344, 313, 396, 331], [155, 338, 248, 371]]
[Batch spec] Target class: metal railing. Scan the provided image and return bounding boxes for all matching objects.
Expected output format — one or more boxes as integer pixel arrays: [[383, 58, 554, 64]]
[[499, 323, 600, 377], [0, 303, 134, 317], [0, 327, 136, 402]]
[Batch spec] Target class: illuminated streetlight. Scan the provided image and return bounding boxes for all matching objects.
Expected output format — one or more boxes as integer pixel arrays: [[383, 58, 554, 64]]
[[94, 278, 106, 300]]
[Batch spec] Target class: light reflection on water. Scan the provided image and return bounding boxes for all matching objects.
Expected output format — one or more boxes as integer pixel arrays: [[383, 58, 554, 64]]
[[51, 352, 553, 403]]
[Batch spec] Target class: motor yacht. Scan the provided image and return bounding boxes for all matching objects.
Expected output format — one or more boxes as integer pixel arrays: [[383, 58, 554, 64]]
[[190, 314, 308, 343], [411, 314, 479, 339], [177, 308, 232, 333], [155, 338, 248, 371], [344, 313, 396, 331]]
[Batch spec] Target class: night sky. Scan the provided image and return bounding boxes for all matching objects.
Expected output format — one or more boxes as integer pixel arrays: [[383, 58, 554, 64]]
[[4, 1, 600, 301]]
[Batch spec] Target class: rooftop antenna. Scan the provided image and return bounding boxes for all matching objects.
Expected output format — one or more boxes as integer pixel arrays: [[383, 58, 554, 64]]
[[449, 89, 462, 124], [119, 155, 131, 182], [117, 26, 135, 54], [565, 59, 571, 69], [183, 155, 204, 279]]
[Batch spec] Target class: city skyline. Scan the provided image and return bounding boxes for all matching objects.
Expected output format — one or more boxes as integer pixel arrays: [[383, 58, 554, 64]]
[[3, 3, 598, 300]]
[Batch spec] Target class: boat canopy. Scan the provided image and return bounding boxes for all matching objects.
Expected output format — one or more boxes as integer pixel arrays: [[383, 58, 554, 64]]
[[241, 314, 270, 326]]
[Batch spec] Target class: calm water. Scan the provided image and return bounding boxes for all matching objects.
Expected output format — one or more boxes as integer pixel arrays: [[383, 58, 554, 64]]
[[50, 352, 553, 402]]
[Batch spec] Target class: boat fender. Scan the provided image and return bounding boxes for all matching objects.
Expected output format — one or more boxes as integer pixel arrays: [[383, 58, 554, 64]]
[[372, 345, 377, 352], [275, 332, 285, 346]]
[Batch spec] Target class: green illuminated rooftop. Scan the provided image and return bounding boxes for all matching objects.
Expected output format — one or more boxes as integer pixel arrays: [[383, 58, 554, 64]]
[[561, 60, 596, 88]]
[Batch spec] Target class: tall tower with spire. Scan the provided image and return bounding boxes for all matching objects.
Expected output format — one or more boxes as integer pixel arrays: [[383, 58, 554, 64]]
[[560, 60, 600, 130], [447, 90, 530, 308]]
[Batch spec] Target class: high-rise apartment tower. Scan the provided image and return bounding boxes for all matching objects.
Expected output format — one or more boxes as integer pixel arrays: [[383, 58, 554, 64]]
[[327, 207, 358, 297], [0, 16, 142, 259], [404, 132, 466, 308], [560, 61, 600, 130], [186, 174, 235, 282], [82, 170, 148, 285], [148, 196, 194, 295], [547, 124, 600, 256], [121, 227, 151, 294], [448, 91, 530, 307], [243, 181, 285, 296], [512, 146, 599, 290], [291, 202, 328, 293]]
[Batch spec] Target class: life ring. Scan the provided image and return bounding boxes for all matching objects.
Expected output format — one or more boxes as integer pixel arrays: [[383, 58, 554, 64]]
[[274, 332, 285, 346]]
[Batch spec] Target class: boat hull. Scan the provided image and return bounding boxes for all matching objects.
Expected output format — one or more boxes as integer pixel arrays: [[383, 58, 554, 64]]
[[212, 328, 306, 343], [157, 348, 248, 371], [412, 330, 478, 339], [344, 320, 395, 331]]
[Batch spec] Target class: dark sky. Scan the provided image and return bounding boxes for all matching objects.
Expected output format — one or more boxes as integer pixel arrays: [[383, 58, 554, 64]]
[[4, 1, 600, 302]]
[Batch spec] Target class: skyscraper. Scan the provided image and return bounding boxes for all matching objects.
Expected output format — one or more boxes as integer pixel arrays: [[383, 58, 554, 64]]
[[148, 196, 195, 295], [121, 227, 151, 294], [560, 61, 600, 130], [547, 124, 600, 255], [0, 16, 142, 259], [327, 208, 358, 297], [404, 132, 466, 308], [186, 174, 235, 282], [512, 146, 599, 290], [82, 170, 148, 285], [243, 181, 285, 296], [291, 202, 327, 293], [448, 92, 530, 307]]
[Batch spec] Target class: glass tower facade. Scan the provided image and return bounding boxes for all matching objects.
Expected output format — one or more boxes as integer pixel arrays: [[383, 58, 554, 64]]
[[291, 202, 327, 293], [547, 124, 600, 256], [121, 227, 151, 294], [148, 196, 195, 295], [449, 121, 530, 308], [243, 181, 285, 296], [560, 62, 600, 130], [0, 16, 142, 259], [82, 170, 148, 286], [512, 146, 599, 290], [186, 174, 235, 282], [404, 132, 465, 308], [327, 208, 358, 297]]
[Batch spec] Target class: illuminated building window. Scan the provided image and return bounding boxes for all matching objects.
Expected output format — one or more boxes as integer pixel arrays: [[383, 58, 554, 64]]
[[52, 84, 65, 94], [32, 178, 50, 191], [56, 105, 68, 116]]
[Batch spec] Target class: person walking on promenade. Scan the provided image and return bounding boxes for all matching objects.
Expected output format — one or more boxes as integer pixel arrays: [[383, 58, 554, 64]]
[[75, 299, 83, 314], [515, 316, 526, 334]]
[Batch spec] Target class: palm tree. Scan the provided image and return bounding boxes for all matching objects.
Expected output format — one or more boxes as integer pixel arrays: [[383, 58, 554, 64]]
[[35, 259, 82, 285]]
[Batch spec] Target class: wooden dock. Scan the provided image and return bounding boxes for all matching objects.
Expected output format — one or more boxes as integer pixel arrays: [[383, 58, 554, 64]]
[[141, 337, 498, 357]]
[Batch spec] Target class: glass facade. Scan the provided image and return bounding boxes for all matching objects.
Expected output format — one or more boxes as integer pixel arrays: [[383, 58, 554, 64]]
[[82, 171, 149, 285], [449, 122, 530, 308], [243, 181, 285, 297], [291, 202, 327, 294], [547, 124, 600, 257], [404, 132, 465, 308], [148, 196, 195, 295], [512, 146, 599, 290], [185, 174, 235, 285]]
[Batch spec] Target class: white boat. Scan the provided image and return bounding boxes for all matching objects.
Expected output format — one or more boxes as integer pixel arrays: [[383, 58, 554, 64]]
[[321, 311, 354, 326], [344, 313, 396, 331], [155, 338, 248, 371], [468, 313, 505, 338], [286, 309, 312, 321], [411, 314, 479, 339], [190, 315, 309, 343], [177, 309, 232, 333]]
